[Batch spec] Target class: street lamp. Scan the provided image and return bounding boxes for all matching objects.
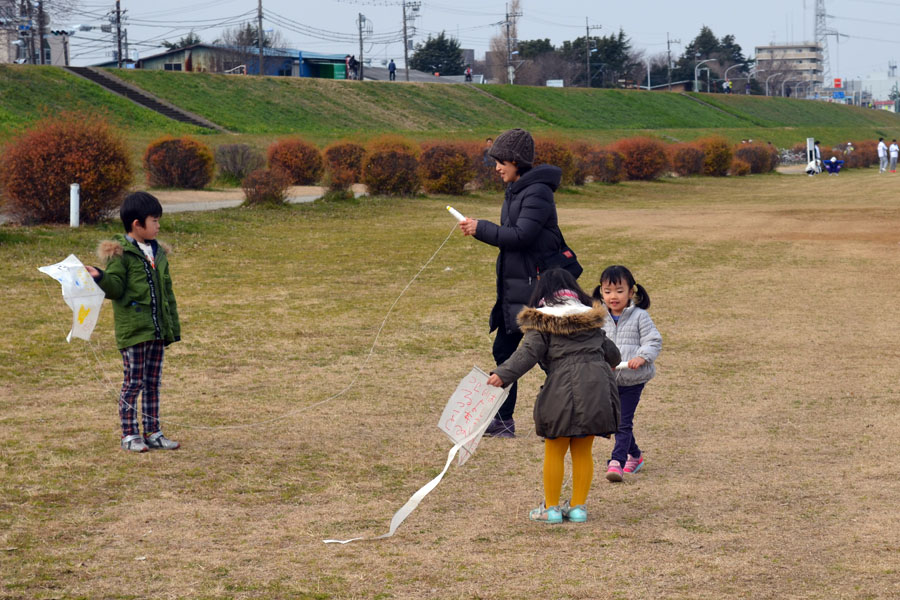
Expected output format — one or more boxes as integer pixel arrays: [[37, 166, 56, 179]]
[[644, 58, 652, 90], [694, 58, 715, 92], [765, 72, 782, 97], [723, 62, 748, 82]]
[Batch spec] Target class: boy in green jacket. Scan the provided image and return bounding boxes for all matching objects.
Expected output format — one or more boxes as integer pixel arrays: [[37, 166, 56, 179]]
[[86, 192, 181, 453]]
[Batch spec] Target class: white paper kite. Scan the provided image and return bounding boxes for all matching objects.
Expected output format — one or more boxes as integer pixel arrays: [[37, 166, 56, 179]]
[[38, 254, 106, 342], [324, 367, 508, 544]]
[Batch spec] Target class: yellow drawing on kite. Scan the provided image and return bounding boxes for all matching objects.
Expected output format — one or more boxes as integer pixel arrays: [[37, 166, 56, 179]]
[[78, 305, 91, 324]]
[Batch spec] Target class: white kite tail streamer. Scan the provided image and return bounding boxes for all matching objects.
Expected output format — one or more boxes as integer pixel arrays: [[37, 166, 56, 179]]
[[324, 372, 508, 545]]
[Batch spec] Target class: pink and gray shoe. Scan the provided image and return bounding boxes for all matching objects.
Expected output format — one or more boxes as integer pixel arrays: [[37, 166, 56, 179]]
[[606, 460, 624, 482], [624, 454, 644, 474]]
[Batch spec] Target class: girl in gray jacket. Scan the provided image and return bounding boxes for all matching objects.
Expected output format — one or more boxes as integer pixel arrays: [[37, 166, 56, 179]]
[[487, 269, 621, 524], [593, 265, 662, 482]]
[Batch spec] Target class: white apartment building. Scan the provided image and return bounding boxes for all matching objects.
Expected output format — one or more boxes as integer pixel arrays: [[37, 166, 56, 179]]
[[755, 42, 824, 93]]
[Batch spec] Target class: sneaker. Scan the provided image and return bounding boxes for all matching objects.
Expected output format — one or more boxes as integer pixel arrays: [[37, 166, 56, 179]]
[[560, 500, 587, 523], [606, 460, 624, 482], [529, 502, 563, 524], [121, 433, 149, 453], [624, 454, 644, 474], [144, 431, 180, 450], [484, 417, 515, 438]]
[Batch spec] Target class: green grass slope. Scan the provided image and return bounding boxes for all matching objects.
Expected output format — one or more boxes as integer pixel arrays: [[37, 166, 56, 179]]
[[690, 92, 900, 129], [111, 69, 547, 134], [0, 65, 206, 140]]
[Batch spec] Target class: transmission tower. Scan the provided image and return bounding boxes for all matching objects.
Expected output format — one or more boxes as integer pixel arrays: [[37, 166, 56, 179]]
[[814, 0, 836, 86]]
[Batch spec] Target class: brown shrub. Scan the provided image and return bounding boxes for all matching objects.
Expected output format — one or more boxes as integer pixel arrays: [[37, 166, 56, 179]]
[[242, 169, 292, 205], [144, 136, 215, 189], [365, 134, 420, 156], [363, 148, 420, 196], [733, 143, 776, 174], [730, 158, 751, 176], [215, 144, 265, 185], [419, 143, 474, 195], [324, 142, 366, 192], [534, 139, 578, 185], [566, 142, 592, 185], [583, 147, 626, 184], [669, 143, 705, 177], [611, 137, 669, 181], [698, 136, 733, 177], [846, 140, 877, 168], [0, 114, 132, 224], [267, 138, 324, 185], [460, 140, 503, 191]]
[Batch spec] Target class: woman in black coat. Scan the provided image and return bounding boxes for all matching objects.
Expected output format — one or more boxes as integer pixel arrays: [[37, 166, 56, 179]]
[[459, 128, 568, 438]]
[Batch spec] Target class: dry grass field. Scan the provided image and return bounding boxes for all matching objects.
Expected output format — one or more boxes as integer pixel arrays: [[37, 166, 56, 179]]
[[2, 170, 899, 599]]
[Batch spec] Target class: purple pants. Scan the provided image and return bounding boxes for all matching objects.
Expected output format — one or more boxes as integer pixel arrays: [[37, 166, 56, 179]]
[[610, 383, 645, 465]]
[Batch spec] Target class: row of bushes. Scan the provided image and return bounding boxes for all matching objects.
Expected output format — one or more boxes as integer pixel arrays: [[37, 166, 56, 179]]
[[0, 113, 874, 221]]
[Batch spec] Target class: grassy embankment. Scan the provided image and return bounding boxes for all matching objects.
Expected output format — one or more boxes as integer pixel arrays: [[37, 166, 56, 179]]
[[2, 171, 900, 598], [4, 64, 900, 149]]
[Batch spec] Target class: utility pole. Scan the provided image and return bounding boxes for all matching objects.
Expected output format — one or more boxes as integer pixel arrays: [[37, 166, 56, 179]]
[[23, 0, 36, 64], [115, 0, 122, 68], [257, 0, 263, 75], [402, 0, 409, 81], [358, 13, 364, 80], [505, 3, 522, 85], [37, 0, 44, 64], [585, 18, 601, 88], [666, 33, 680, 91]]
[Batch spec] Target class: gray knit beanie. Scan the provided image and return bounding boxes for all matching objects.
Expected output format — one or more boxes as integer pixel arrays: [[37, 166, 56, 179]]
[[488, 128, 534, 168]]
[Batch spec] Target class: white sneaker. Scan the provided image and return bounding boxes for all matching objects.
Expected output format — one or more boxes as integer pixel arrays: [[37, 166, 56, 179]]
[[144, 431, 180, 450], [121, 434, 149, 453]]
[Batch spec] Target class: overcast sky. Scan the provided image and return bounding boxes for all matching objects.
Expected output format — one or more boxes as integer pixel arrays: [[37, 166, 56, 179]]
[[66, 0, 900, 81]]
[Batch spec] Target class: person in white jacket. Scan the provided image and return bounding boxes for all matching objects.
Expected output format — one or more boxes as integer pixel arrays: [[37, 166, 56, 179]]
[[890, 139, 899, 173], [877, 137, 888, 173], [593, 265, 662, 482]]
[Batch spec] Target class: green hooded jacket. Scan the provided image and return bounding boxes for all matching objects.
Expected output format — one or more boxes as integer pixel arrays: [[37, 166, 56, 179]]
[[94, 233, 181, 350]]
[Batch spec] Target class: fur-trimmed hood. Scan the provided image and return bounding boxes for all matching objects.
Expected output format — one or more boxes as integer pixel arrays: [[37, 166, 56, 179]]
[[517, 301, 608, 336], [97, 235, 172, 263]]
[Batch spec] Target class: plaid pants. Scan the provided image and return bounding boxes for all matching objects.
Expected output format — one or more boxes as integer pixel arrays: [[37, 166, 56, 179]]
[[118, 340, 165, 437]]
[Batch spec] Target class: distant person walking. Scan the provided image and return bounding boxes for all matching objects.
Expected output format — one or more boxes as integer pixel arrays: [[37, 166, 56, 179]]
[[465, 65, 473, 82], [388, 59, 396, 81], [348, 55, 359, 80], [890, 139, 899, 173], [482, 137, 494, 167], [344, 54, 351, 80], [878, 137, 888, 173]]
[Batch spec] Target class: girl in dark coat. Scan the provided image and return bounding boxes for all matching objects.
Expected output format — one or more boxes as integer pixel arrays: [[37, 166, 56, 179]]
[[487, 269, 621, 524]]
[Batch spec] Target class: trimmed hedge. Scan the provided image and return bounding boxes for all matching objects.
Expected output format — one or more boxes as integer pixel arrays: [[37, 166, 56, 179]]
[[585, 147, 626, 184], [242, 169, 291, 205], [670, 143, 705, 177], [324, 141, 366, 192], [144, 136, 214, 189], [215, 143, 265, 185], [698, 136, 733, 177], [363, 147, 420, 196], [268, 138, 323, 185], [419, 143, 474, 195], [534, 139, 578, 186], [612, 137, 669, 181], [0, 114, 132, 224]]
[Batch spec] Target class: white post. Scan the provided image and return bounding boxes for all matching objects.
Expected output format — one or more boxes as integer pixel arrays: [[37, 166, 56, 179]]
[[69, 183, 80, 228]]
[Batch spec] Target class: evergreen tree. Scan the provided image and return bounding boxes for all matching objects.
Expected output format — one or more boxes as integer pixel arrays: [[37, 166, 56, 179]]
[[518, 38, 554, 59], [409, 32, 465, 75], [162, 31, 201, 51], [671, 26, 749, 91]]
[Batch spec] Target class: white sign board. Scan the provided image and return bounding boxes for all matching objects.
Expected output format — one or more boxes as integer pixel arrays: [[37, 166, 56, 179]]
[[437, 366, 508, 465]]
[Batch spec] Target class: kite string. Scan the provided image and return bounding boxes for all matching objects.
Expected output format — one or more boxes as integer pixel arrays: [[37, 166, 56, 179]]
[[41, 224, 458, 431]]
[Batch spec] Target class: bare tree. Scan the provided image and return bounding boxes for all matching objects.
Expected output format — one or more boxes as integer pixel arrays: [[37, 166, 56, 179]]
[[486, 0, 520, 83], [514, 53, 580, 87], [215, 21, 287, 74]]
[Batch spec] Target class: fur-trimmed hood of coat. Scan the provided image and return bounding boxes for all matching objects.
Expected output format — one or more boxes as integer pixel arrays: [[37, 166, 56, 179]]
[[517, 301, 608, 336], [97, 236, 172, 263]]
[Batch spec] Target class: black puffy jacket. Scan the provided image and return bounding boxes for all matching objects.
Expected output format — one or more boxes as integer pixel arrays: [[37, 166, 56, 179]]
[[474, 164, 565, 334]]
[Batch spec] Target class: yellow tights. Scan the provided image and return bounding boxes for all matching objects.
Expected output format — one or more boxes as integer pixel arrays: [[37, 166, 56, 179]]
[[543, 436, 595, 508]]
